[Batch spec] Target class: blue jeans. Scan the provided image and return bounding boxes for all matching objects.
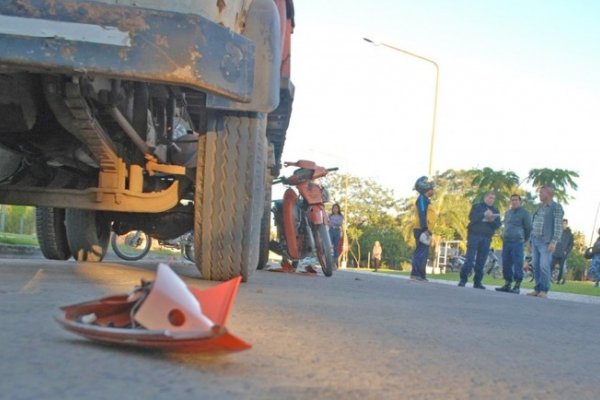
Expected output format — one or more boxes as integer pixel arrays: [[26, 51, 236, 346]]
[[501, 241, 524, 283], [329, 227, 341, 262], [589, 255, 600, 283], [411, 229, 429, 278], [531, 238, 553, 292], [460, 233, 491, 285]]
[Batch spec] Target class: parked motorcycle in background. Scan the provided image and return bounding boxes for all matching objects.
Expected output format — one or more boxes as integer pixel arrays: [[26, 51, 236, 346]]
[[485, 249, 502, 279], [446, 254, 466, 273], [111, 230, 194, 262], [110, 230, 152, 261], [269, 160, 338, 277]]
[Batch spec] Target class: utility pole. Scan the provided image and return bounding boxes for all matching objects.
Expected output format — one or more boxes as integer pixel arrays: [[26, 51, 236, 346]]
[[341, 175, 349, 268]]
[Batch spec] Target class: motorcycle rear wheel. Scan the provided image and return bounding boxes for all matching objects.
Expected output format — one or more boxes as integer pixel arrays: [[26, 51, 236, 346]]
[[313, 224, 334, 277]]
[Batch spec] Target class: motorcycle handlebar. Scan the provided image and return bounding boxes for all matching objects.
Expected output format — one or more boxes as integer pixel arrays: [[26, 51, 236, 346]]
[[272, 166, 338, 185]]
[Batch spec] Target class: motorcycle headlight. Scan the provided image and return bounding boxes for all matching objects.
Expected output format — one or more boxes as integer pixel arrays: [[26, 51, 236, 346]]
[[321, 187, 331, 203]]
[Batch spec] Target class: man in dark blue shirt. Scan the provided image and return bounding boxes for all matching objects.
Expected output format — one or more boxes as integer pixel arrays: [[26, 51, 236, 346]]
[[458, 191, 502, 289]]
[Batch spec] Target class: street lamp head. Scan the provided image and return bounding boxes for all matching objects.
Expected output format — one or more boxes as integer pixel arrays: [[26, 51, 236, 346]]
[[363, 37, 376, 45]]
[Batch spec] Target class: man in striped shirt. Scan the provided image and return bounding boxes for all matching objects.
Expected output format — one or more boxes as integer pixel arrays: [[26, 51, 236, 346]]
[[528, 185, 564, 298]]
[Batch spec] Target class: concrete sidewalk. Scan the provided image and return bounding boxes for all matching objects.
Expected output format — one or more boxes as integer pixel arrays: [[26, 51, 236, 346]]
[[342, 267, 600, 305]]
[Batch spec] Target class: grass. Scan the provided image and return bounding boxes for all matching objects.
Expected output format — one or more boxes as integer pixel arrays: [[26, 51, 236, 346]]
[[0, 232, 39, 246], [353, 268, 600, 297]]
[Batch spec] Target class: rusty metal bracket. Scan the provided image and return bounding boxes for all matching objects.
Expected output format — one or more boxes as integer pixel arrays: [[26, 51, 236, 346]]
[[145, 156, 187, 177], [0, 181, 180, 213]]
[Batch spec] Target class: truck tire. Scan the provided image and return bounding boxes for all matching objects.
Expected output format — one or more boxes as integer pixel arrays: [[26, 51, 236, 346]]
[[257, 180, 272, 270], [35, 207, 71, 260], [65, 209, 111, 262], [194, 111, 267, 281]]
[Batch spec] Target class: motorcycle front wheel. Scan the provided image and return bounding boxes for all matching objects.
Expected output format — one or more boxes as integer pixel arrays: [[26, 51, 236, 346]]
[[110, 230, 152, 261], [182, 231, 195, 262], [313, 224, 334, 277]]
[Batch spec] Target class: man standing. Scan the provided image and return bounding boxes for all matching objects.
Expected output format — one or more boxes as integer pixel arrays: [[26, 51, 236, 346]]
[[552, 219, 573, 284], [458, 191, 502, 289], [496, 194, 532, 294], [410, 176, 435, 281], [528, 185, 564, 298]]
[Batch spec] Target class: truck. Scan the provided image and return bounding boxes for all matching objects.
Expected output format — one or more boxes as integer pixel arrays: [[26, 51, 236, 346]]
[[0, 0, 295, 281]]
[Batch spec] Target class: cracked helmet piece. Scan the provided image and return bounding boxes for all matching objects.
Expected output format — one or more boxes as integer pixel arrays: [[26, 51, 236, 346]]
[[414, 176, 434, 194]]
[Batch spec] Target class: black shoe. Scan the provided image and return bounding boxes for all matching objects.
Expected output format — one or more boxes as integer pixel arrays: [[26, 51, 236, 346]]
[[510, 286, 520, 294], [458, 280, 466, 287], [495, 284, 511, 292], [473, 283, 486, 290]]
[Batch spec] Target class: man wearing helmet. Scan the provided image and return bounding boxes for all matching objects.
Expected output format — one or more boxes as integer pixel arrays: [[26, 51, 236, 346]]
[[411, 176, 436, 281]]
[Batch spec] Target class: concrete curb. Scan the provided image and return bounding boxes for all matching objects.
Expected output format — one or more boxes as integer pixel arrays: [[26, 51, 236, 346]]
[[0, 244, 39, 256]]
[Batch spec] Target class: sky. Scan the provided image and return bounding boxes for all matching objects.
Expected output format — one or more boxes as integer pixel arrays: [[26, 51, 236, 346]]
[[279, 0, 600, 242]]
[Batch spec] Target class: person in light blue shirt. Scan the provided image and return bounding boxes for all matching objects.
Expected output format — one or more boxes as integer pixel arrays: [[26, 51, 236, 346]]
[[328, 203, 344, 266]]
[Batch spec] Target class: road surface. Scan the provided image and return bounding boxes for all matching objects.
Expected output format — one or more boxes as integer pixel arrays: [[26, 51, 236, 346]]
[[0, 257, 598, 399]]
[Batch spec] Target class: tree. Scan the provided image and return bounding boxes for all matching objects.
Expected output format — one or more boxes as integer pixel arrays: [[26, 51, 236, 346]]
[[568, 230, 588, 281], [321, 173, 409, 266], [468, 167, 520, 207], [527, 168, 579, 204]]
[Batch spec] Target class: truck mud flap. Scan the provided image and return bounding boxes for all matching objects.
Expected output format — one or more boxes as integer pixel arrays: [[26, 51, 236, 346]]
[[0, 0, 255, 102]]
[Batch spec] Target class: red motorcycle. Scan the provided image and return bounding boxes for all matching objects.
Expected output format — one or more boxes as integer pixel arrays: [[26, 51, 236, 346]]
[[270, 160, 337, 276]]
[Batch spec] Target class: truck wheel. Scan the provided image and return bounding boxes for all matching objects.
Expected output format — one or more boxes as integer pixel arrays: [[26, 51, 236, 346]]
[[257, 180, 272, 270], [65, 209, 111, 262], [194, 111, 267, 281], [35, 207, 71, 260]]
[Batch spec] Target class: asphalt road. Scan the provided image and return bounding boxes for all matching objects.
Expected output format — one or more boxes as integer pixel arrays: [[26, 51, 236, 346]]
[[1, 257, 598, 399]]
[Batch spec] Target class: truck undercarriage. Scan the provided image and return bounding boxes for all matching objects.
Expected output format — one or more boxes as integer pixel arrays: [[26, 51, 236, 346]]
[[0, 0, 295, 281]]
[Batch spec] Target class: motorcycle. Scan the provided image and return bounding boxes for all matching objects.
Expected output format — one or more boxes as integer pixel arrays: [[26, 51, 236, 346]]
[[110, 230, 152, 261], [485, 249, 502, 279], [270, 160, 338, 277], [446, 254, 465, 273], [111, 230, 194, 262]]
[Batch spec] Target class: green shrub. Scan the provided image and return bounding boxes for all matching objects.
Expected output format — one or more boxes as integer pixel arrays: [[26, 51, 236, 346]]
[[567, 251, 587, 281]]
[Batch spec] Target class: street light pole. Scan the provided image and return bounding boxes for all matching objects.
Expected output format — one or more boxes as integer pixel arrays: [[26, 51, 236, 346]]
[[363, 37, 439, 177]]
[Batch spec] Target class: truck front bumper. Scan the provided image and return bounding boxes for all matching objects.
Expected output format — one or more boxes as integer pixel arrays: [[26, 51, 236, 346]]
[[0, 0, 255, 102]]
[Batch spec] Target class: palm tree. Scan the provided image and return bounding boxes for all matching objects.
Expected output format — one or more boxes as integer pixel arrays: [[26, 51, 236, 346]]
[[468, 167, 520, 209], [527, 168, 579, 204]]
